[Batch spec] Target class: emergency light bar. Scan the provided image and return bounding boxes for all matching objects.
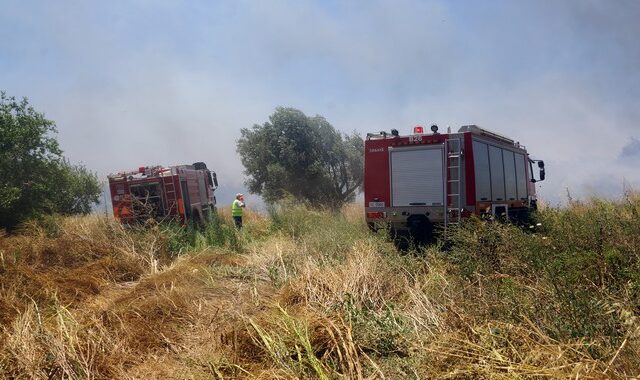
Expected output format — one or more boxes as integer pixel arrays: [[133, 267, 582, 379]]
[[413, 125, 424, 134]]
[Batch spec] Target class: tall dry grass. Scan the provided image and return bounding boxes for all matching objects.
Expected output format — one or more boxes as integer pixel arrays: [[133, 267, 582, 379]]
[[0, 196, 639, 378]]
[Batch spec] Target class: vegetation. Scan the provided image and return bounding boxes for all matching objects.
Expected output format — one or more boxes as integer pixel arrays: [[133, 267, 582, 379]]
[[237, 107, 363, 208], [0, 196, 639, 378], [0, 92, 101, 230]]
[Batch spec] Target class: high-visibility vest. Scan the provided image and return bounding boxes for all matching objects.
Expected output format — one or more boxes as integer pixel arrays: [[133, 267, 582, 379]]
[[232, 199, 244, 217]]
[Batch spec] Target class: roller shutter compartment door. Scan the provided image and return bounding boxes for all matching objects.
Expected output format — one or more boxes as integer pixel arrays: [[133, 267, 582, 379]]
[[473, 141, 491, 202], [391, 147, 444, 207], [515, 153, 528, 200], [503, 150, 517, 201], [489, 145, 506, 202]]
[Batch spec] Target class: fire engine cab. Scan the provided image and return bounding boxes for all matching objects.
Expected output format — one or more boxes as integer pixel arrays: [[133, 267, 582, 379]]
[[108, 162, 218, 224], [364, 125, 545, 244]]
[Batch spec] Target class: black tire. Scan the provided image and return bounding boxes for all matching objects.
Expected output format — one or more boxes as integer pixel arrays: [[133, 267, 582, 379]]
[[191, 209, 204, 229], [407, 215, 435, 247], [192, 162, 207, 170]]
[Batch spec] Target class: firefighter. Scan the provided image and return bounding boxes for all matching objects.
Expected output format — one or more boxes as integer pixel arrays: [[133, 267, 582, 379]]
[[231, 193, 246, 229]]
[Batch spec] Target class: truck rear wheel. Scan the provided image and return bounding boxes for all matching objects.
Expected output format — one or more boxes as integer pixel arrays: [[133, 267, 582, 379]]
[[389, 216, 435, 252], [407, 214, 435, 247]]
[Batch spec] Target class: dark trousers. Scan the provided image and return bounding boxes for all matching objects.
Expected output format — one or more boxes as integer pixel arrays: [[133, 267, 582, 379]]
[[233, 216, 243, 229]]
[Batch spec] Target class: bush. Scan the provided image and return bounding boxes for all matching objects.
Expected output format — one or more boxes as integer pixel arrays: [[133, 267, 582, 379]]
[[446, 194, 640, 350], [0, 92, 101, 230]]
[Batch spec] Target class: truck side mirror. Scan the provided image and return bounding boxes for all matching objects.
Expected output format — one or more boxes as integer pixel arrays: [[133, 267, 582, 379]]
[[529, 160, 546, 183], [211, 172, 218, 188], [538, 160, 545, 181]]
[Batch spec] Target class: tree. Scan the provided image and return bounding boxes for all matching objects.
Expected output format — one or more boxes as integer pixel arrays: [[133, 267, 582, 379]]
[[0, 92, 101, 230], [237, 107, 363, 208]]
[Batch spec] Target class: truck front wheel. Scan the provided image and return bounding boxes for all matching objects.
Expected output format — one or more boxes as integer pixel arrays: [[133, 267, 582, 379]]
[[191, 209, 204, 229]]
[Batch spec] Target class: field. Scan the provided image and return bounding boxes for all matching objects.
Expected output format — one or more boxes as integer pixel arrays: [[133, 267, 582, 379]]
[[0, 197, 639, 379]]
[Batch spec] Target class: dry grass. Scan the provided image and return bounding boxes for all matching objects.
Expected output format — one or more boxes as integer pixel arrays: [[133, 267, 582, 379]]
[[1, 199, 639, 379]]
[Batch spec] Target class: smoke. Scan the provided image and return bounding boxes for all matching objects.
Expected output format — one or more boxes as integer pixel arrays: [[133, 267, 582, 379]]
[[1, 0, 639, 204]]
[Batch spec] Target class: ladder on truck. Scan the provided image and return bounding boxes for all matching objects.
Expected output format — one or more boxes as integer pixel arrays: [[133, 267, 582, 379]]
[[445, 137, 462, 232], [160, 169, 177, 215]]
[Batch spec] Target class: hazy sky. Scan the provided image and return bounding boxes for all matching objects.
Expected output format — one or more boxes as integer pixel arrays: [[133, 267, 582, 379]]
[[2, 0, 639, 205]]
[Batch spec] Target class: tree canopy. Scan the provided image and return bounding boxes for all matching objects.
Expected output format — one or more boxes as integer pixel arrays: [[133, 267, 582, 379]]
[[0, 92, 101, 230], [237, 107, 363, 208]]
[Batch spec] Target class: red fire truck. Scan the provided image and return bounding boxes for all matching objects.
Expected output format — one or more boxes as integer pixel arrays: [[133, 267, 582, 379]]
[[108, 162, 218, 224], [364, 125, 545, 244]]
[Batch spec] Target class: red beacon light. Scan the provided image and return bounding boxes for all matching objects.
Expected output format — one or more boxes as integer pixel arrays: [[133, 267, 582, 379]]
[[413, 125, 424, 134]]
